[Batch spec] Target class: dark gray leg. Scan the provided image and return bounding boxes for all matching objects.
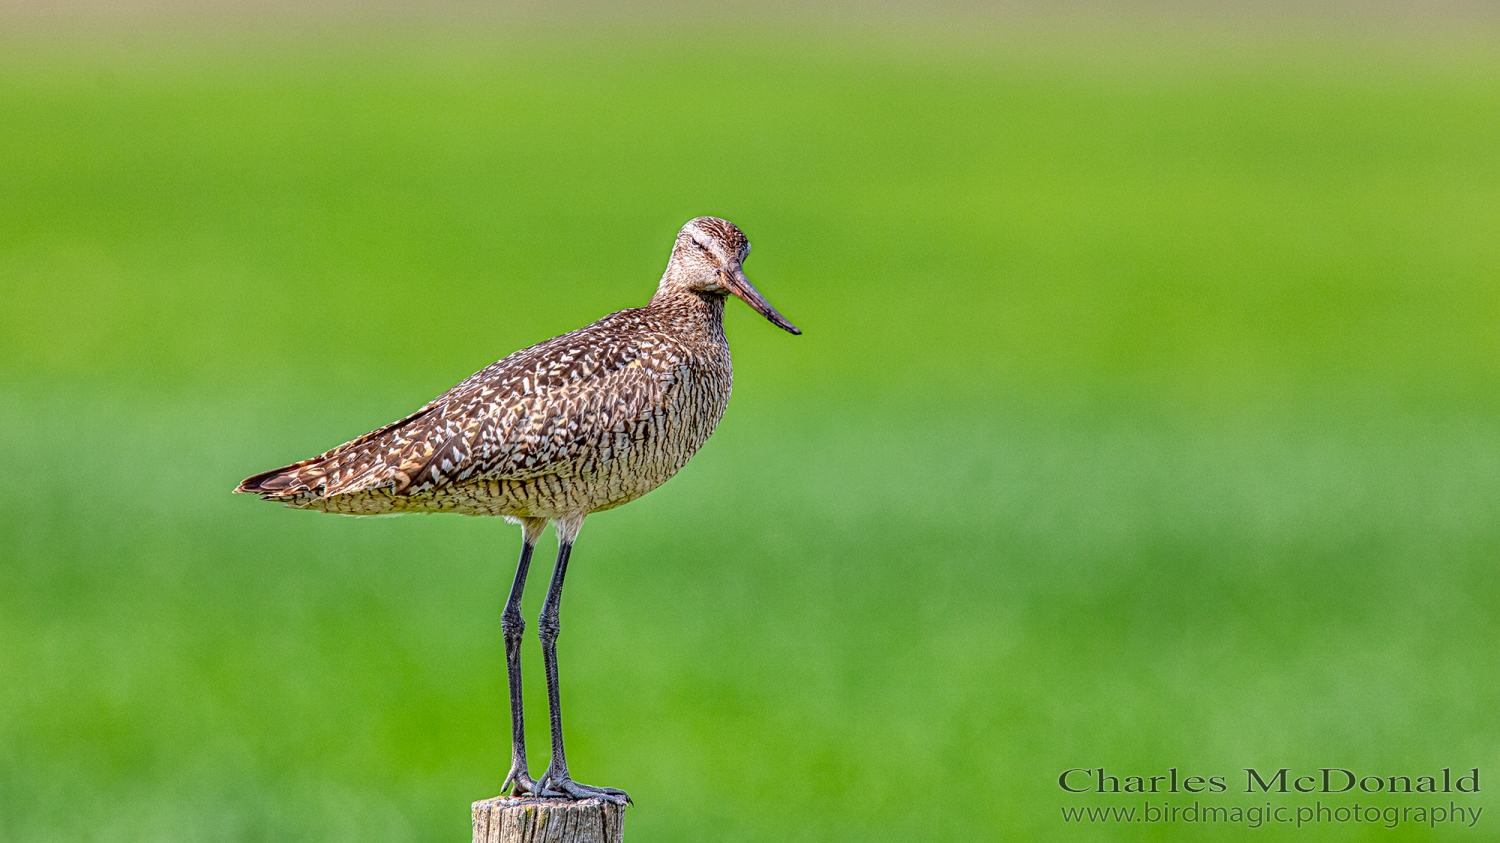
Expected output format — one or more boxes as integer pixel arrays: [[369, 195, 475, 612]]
[[534, 540, 630, 804], [499, 537, 538, 796]]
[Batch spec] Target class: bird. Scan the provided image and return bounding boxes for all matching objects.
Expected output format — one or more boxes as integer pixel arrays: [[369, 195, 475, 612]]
[[235, 216, 800, 804]]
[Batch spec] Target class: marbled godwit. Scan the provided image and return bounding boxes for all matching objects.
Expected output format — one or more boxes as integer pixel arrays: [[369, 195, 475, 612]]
[[235, 217, 799, 803]]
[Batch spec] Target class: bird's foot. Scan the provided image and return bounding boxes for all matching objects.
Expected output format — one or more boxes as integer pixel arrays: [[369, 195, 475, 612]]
[[536, 767, 631, 805], [501, 763, 538, 797]]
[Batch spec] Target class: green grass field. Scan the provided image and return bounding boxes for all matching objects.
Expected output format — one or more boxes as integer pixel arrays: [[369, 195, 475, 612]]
[[2, 16, 1499, 841]]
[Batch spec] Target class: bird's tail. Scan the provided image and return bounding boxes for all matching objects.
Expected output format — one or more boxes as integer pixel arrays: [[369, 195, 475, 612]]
[[234, 457, 330, 499], [235, 405, 438, 502]]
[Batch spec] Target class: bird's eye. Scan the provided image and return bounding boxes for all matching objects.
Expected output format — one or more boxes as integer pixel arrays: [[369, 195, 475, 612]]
[[690, 239, 707, 252]]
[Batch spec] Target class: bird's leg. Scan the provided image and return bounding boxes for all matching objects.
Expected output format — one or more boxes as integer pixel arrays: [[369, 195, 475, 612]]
[[534, 536, 630, 805], [499, 521, 544, 797]]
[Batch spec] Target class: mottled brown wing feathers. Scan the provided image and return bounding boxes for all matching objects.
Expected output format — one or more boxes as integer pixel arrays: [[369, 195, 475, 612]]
[[236, 307, 678, 504], [388, 423, 477, 495], [234, 405, 437, 497]]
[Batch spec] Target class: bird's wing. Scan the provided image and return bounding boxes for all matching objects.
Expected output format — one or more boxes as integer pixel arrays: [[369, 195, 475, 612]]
[[234, 404, 439, 497], [383, 333, 675, 496], [242, 310, 678, 501], [459, 354, 674, 486]]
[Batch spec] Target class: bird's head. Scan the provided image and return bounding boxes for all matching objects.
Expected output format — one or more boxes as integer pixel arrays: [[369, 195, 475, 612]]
[[660, 216, 801, 335]]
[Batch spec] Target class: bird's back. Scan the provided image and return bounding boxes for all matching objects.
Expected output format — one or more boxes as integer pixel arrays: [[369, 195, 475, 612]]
[[238, 294, 733, 517]]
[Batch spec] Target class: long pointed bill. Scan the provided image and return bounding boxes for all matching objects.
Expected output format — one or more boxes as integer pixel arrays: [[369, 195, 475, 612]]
[[722, 268, 802, 335]]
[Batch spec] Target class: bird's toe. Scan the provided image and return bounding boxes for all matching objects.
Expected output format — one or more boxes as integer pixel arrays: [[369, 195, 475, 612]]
[[537, 770, 630, 805]]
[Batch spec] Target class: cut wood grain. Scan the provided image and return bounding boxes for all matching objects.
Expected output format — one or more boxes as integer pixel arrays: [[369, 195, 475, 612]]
[[472, 796, 625, 843]]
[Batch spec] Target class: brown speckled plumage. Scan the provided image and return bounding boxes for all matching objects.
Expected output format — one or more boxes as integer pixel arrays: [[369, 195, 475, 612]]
[[239, 293, 731, 517], [235, 216, 798, 805], [236, 217, 796, 520]]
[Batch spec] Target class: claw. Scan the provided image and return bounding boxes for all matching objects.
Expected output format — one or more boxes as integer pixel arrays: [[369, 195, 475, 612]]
[[536, 768, 630, 805]]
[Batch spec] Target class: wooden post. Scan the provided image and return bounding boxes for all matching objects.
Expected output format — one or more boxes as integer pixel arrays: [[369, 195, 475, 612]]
[[472, 796, 625, 843]]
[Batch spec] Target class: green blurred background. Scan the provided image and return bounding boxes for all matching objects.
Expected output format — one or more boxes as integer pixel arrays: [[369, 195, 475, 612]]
[[2, 4, 1498, 840]]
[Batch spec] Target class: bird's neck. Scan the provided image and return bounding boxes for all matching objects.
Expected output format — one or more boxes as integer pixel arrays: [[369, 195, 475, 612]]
[[648, 285, 726, 329]]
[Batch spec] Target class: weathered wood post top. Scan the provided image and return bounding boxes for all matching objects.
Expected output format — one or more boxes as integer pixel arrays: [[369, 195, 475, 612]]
[[473, 795, 626, 843]]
